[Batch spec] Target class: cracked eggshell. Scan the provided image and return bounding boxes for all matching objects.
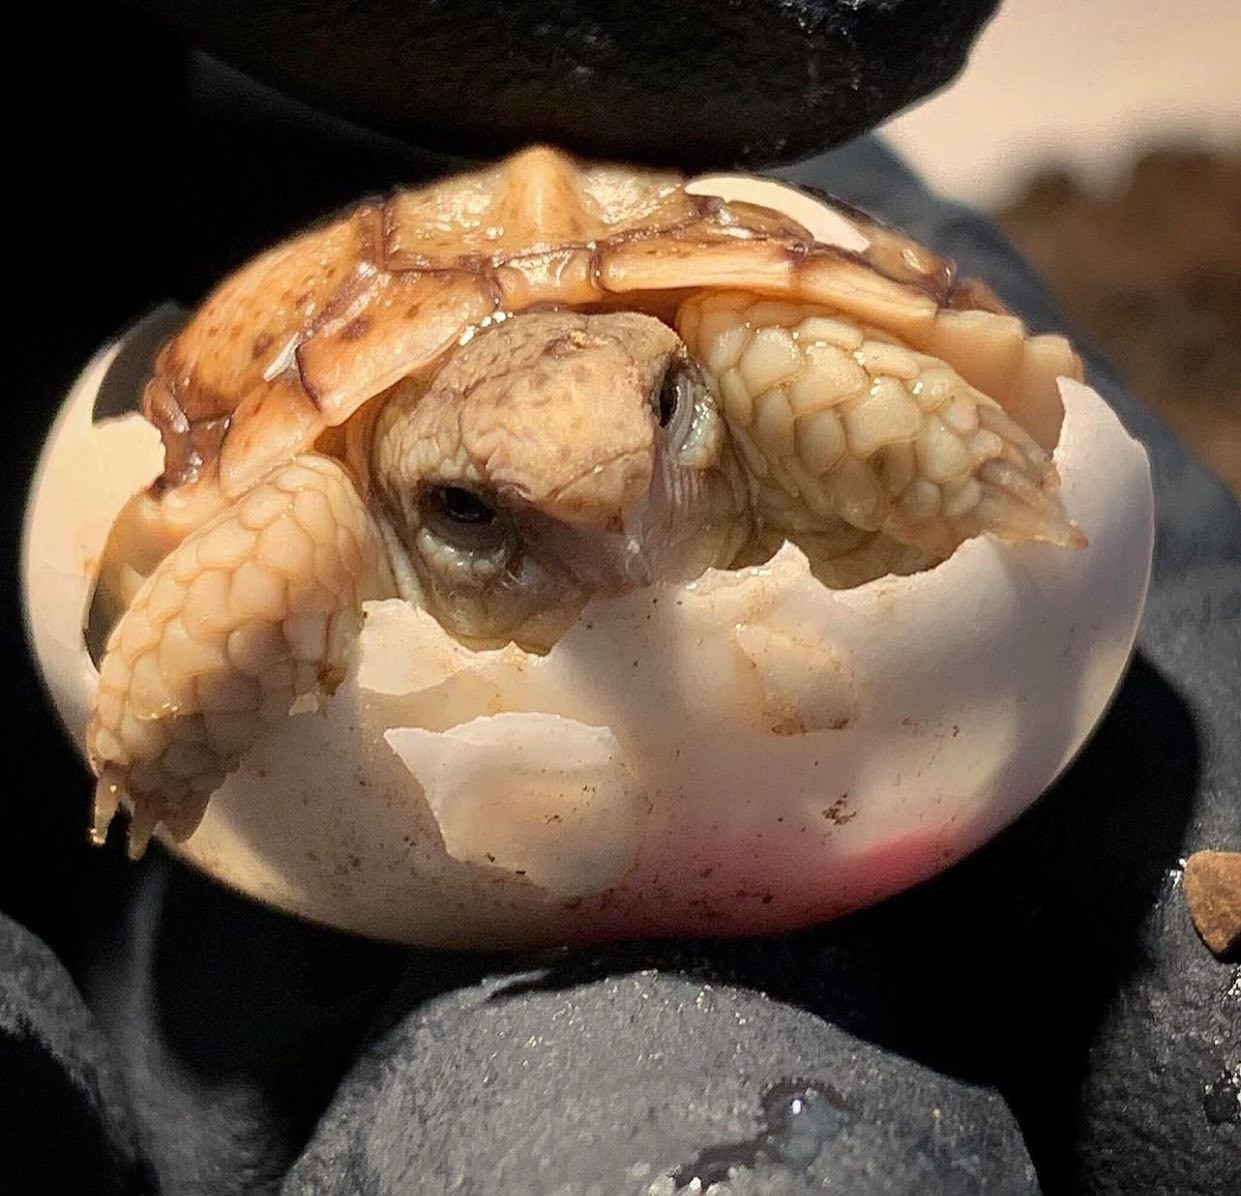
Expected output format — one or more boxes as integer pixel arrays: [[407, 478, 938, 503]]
[[24, 311, 1154, 948]]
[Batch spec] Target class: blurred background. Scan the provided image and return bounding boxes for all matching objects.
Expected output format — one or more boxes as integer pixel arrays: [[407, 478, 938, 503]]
[[885, 0, 1241, 493]]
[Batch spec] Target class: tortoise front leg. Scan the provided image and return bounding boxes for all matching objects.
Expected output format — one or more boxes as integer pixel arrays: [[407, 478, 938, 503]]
[[88, 455, 394, 856], [678, 292, 1084, 566]]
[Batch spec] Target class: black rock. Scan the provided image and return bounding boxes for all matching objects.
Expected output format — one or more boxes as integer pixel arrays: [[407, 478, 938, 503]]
[[283, 965, 1039, 1195], [130, 0, 999, 168], [0, 914, 152, 1195], [1066, 582, 1240, 1195], [71, 861, 409, 1196]]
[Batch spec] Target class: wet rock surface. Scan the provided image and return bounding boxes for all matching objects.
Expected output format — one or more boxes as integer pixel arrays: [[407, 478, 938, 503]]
[[283, 968, 1038, 1195], [131, 0, 999, 168]]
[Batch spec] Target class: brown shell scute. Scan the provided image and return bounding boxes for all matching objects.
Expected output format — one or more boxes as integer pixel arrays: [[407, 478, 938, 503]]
[[144, 205, 386, 490], [146, 145, 1082, 497], [382, 147, 693, 267]]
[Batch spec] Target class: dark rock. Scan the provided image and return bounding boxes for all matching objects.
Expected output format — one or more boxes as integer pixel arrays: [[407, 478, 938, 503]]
[[131, 0, 999, 168], [1202, 1069, 1240, 1127], [70, 859, 410, 1196], [283, 966, 1039, 1195], [1064, 577, 1240, 1196], [0, 913, 152, 1195]]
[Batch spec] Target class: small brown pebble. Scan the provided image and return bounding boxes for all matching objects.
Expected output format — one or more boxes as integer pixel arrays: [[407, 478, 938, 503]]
[[1183, 850, 1241, 956]]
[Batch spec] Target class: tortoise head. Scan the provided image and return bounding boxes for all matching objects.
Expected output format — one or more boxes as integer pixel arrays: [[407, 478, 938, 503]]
[[369, 310, 750, 649]]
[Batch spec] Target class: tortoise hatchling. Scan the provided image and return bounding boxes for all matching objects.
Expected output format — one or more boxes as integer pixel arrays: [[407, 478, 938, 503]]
[[88, 147, 1088, 856]]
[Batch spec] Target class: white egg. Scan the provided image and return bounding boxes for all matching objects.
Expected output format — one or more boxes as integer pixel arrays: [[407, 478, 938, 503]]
[[23, 293, 1154, 947]]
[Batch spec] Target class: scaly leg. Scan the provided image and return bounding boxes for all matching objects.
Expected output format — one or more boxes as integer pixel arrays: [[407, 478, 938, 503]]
[[678, 292, 1084, 571], [88, 455, 394, 856]]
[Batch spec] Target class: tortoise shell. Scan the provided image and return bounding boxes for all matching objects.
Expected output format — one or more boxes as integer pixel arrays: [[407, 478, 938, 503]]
[[145, 146, 1080, 499]]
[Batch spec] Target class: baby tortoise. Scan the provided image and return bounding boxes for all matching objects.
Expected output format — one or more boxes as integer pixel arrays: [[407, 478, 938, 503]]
[[89, 147, 1084, 852]]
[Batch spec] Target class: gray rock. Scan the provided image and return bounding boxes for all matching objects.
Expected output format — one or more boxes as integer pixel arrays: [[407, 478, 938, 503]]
[[130, 0, 999, 168], [283, 966, 1039, 1195], [73, 861, 408, 1196], [0, 913, 152, 1195], [1067, 586, 1240, 1195]]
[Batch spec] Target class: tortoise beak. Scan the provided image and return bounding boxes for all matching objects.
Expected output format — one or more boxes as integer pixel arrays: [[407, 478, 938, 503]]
[[523, 450, 741, 593], [605, 435, 750, 589]]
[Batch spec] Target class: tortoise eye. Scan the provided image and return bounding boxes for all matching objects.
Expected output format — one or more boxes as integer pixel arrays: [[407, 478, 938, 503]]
[[656, 369, 681, 428], [420, 485, 507, 553], [655, 360, 700, 447], [432, 486, 495, 525]]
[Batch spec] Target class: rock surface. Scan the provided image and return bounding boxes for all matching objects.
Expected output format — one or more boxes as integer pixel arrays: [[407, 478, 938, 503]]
[[74, 863, 407, 1196], [131, 0, 999, 168], [0, 914, 151, 1195], [283, 966, 1039, 1195]]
